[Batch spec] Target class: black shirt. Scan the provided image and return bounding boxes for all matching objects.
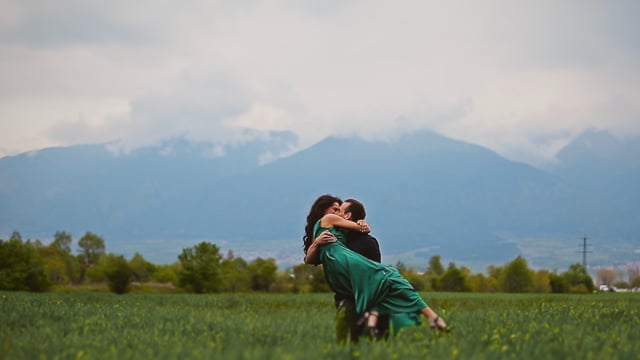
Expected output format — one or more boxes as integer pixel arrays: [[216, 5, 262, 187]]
[[345, 231, 381, 263]]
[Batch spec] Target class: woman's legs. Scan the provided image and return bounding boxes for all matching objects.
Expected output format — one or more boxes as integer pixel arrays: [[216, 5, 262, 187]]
[[366, 307, 450, 336], [364, 311, 380, 336]]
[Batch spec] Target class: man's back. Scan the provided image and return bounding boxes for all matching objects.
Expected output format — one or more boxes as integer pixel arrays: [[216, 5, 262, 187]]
[[345, 232, 381, 263]]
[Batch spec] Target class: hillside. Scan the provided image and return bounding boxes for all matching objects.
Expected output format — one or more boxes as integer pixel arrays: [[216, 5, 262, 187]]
[[1, 129, 638, 271]]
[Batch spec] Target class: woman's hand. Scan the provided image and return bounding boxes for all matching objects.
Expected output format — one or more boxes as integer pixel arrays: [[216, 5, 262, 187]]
[[314, 230, 337, 245]]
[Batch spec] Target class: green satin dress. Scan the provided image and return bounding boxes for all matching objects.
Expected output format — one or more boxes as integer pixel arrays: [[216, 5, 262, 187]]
[[314, 220, 427, 318]]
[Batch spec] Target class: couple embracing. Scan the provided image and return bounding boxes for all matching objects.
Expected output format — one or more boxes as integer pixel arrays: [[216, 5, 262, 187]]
[[303, 194, 450, 344]]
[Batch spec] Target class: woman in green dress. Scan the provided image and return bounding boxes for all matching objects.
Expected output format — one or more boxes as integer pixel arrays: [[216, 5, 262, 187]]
[[303, 194, 450, 335]]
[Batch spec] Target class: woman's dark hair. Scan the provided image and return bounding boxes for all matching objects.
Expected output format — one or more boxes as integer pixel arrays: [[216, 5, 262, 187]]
[[303, 194, 342, 254], [343, 198, 366, 221]]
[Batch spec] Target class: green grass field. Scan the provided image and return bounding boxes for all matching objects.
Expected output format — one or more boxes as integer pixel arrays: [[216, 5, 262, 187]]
[[1, 291, 639, 359]]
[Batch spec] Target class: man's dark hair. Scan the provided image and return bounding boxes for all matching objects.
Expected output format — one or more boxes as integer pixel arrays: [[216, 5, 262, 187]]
[[344, 198, 366, 221]]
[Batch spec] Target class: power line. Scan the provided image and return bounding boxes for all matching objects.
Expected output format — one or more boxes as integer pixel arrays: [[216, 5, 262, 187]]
[[577, 235, 592, 268]]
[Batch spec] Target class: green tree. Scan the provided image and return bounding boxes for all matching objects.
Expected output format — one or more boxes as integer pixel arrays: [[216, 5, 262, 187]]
[[468, 273, 491, 292], [628, 267, 640, 288], [129, 252, 156, 283], [39, 242, 81, 286], [439, 263, 469, 292], [426, 255, 445, 290], [248, 257, 278, 292], [401, 268, 428, 291], [220, 251, 251, 292], [270, 271, 293, 293], [533, 269, 551, 293], [178, 242, 222, 293], [549, 271, 568, 293], [0, 236, 50, 292], [563, 263, 595, 293], [52, 231, 72, 253], [103, 254, 134, 294], [290, 263, 315, 293], [85, 262, 107, 283], [9, 231, 22, 242], [427, 255, 445, 276], [486, 265, 504, 292], [309, 265, 330, 293], [153, 263, 180, 285], [35, 231, 81, 286], [77, 232, 105, 266], [503, 256, 534, 293], [43, 251, 68, 285]]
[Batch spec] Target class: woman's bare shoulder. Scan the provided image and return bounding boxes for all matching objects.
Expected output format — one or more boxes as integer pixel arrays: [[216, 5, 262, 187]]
[[320, 213, 340, 227]]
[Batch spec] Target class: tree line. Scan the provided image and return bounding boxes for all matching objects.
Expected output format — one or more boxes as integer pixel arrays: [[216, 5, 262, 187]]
[[1, 231, 638, 294]]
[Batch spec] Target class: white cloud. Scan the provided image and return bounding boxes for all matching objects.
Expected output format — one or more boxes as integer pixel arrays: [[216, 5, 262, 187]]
[[0, 0, 638, 164]]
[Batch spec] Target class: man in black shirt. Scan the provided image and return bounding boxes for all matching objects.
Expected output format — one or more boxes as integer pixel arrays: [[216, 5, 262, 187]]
[[305, 198, 390, 343]]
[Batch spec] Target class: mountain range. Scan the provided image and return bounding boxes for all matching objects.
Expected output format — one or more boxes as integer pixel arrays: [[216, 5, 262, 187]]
[[1, 129, 638, 272]]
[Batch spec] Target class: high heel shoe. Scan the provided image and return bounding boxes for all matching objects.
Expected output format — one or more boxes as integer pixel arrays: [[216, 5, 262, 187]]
[[429, 316, 451, 332], [357, 311, 380, 337], [364, 312, 379, 337]]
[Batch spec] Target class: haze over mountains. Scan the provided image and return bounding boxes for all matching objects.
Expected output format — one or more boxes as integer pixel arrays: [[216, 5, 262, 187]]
[[1, 129, 638, 272]]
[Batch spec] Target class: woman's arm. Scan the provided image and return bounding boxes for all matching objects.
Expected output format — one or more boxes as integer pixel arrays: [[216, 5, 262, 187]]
[[320, 214, 370, 233]]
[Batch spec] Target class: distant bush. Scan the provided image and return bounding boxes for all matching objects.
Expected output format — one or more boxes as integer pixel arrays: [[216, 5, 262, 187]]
[[103, 254, 133, 294], [0, 235, 50, 292]]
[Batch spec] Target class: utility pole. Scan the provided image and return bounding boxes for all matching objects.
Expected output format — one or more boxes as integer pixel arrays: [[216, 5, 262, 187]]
[[578, 235, 592, 268]]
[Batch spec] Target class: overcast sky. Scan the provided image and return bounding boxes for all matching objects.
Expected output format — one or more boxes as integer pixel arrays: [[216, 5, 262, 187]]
[[1, 0, 638, 165]]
